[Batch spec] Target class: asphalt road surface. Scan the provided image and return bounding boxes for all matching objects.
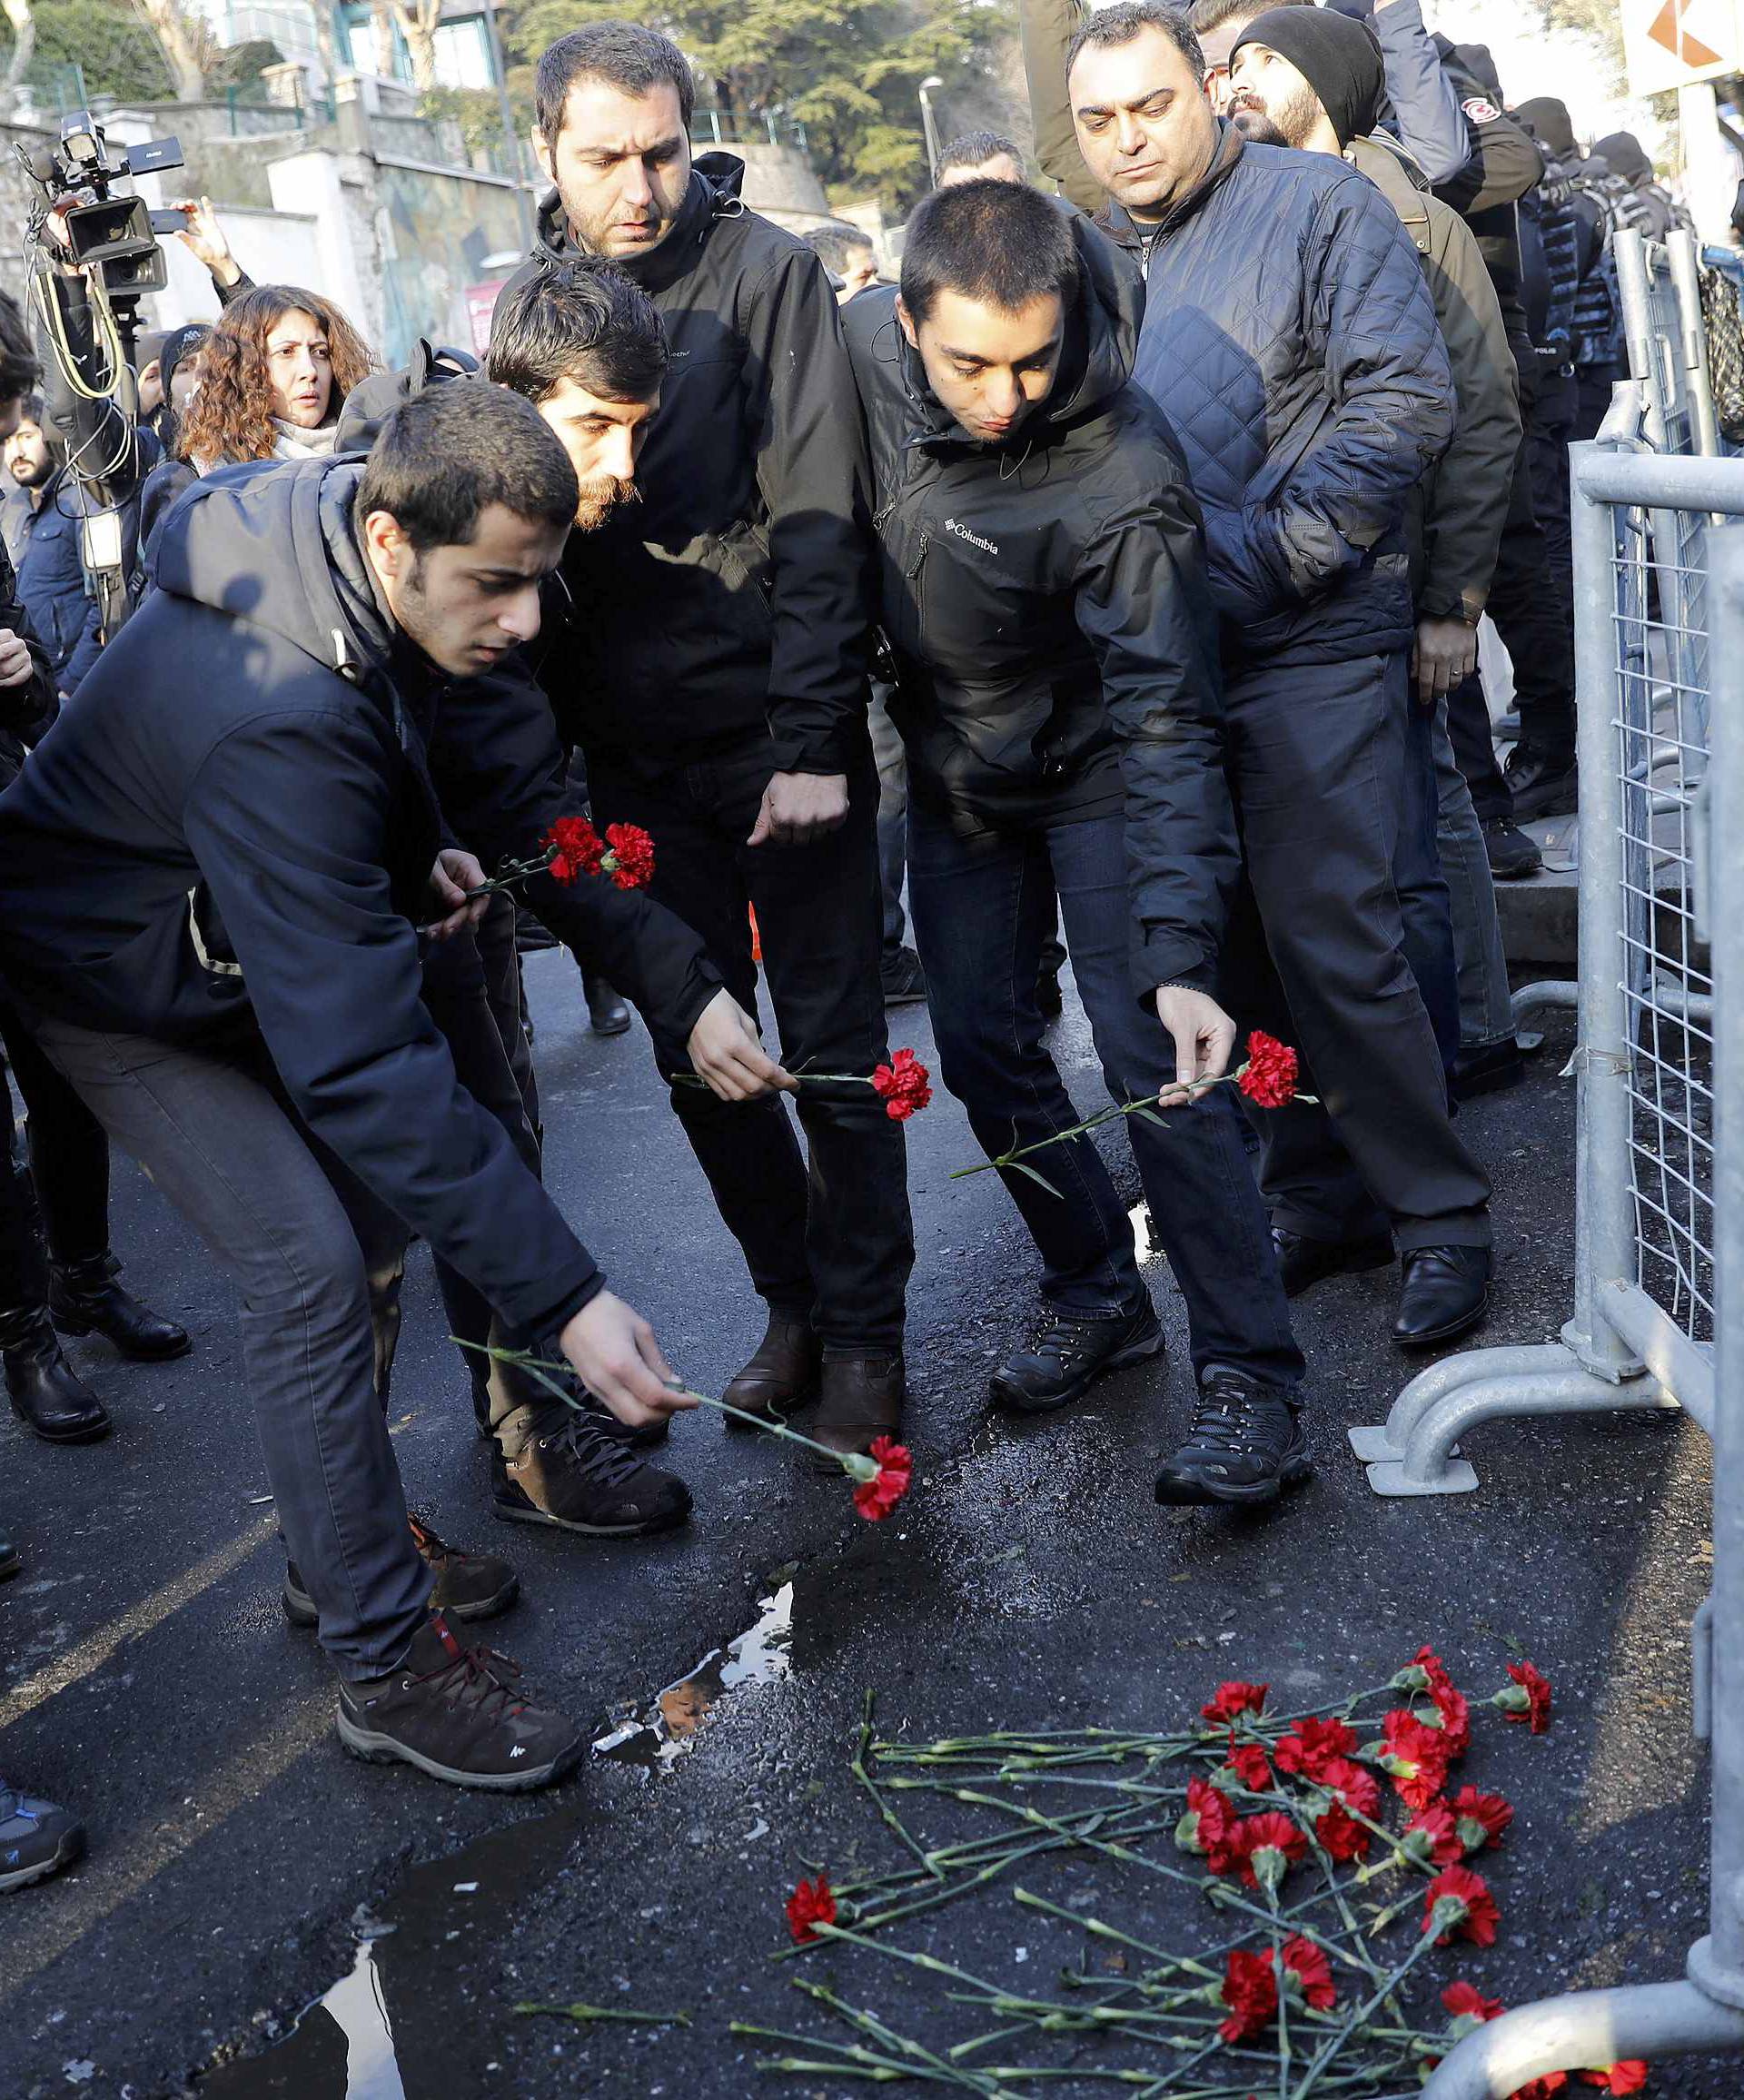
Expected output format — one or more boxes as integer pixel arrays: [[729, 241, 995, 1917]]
[[0, 952, 1729, 2098]]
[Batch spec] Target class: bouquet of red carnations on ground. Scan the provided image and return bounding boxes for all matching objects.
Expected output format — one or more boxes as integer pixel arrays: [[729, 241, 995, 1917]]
[[737, 1651, 1646, 2099]]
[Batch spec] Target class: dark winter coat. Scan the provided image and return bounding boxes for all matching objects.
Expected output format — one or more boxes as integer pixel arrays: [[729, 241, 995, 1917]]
[[843, 222, 1235, 999], [0, 455, 613, 1335], [502, 154, 874, 776], [0, 538, 58, 792], [1099, 124, 1453, 669], [2, 465, 147, 695]]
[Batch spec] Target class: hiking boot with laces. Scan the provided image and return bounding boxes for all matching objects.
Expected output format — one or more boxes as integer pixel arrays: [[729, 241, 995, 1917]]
[[0, 1778, 84, 1890], [336, 1614, 585, 1791], [988, 1303, 1163, 1415], [284, 1514, 519, 1628], [491, 1408, 692, 1536], [1154, 1367, 1313, 1508]]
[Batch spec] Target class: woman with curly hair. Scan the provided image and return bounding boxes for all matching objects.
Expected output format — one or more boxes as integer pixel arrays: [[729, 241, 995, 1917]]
[[137, 284, 376, 556]]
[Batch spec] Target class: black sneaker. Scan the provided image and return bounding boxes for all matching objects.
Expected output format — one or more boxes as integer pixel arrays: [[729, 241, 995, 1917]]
[[336, 1615, 585, 1792], [1154, 1369, 1313, 1508], [491, 1410, 692, 1535], [1481, 817, 1542, 881], [988, 1304, 1163, 1415], [880, 946, 928, 1006], [1502, 746, 1578, 820], [284, 1514, 519, 1629], [0, 1779, 84, 1890]]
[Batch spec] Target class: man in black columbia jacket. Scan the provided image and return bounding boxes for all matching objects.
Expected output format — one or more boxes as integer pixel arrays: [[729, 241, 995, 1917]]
[[1053, 1, 1494, 1352], [502, 23, 912, 1457], [0, 384, 753, 1792], [847, 179, 1306, 1504]]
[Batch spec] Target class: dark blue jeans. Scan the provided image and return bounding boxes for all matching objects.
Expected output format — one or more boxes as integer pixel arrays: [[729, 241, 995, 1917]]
[[907, 797, 1303, 1394]]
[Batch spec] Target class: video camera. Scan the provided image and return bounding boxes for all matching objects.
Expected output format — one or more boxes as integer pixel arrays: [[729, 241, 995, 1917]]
[[19, 109, 184, 300]]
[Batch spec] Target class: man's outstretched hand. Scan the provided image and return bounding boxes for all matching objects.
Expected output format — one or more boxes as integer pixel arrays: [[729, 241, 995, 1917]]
[[687, 987, 797, 1101], [560, 1291, 698, 1428], [1154, 985, 1237, 1107], [747, 770, 847, 847]]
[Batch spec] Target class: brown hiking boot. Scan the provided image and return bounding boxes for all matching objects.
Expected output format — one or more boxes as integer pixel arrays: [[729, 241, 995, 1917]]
[[284, 1513, 519, 1629], [722, 1313, 822, 1429], [810, 1352, 906, 1467], [336, 1614, 586, 1791]]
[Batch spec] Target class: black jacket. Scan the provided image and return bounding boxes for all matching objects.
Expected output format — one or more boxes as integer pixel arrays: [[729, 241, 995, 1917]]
[[0, 456, 606, 1335], [1112, 124, 1452, 670], [502, 154, 874, 775], [0, 538, 58, 792], [843, 223, 1235, 999]]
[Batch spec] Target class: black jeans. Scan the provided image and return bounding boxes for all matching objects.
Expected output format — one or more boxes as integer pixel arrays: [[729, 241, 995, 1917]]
[[907, 796, 1303, 1393], [1220, 651, 1491, 1252], [589, 730, 913, 1352], [1446, 427, 1580, 814], [0, 998, 110, 1292]]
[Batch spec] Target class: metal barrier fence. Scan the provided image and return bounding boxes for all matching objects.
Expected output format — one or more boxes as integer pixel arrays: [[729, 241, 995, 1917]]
[[1410, 453, 1744, 2093], [1614, 226, 1721, 462]]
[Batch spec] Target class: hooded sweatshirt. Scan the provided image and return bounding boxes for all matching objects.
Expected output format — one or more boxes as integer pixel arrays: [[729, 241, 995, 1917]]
[[500, 154, 874, 778], [0, 455, 603, 1336], [843, 219, 1236, 1000]]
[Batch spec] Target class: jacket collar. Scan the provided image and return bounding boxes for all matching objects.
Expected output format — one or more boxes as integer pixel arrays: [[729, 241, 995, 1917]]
[[1095, 119, 1244, 250]]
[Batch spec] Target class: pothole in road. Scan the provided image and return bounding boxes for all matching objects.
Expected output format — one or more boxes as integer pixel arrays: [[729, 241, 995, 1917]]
[[197, 1583, 793, 2098]]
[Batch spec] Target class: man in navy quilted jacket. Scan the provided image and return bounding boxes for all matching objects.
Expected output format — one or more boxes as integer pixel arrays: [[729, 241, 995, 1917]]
[[1061, 0, 1494, 1351]]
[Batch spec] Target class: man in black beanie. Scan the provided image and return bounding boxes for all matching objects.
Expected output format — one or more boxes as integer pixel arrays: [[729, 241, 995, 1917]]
[[1224, 3, 1382, 153]]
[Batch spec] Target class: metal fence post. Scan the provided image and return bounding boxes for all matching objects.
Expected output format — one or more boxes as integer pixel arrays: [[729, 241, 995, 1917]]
[[1670, 229, 1722, 460], [1562, 446, 1645, 1381]]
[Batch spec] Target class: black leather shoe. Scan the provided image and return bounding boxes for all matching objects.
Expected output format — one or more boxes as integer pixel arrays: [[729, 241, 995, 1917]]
[[3, 1305, 110, 1442], [811, 1352, 906, 1465], [989, 1304, 1162, 1415], [1271, 1227, 1393, 1300], [1481, 817, 1542, 881], [1154, 1368, 1313, 1508], [1392, 1245, 1492, 1349], [880, 946, 928, 1006], [48, 1255, 190, 1362], [722, 1313, 822, 1428], [583, 976, 632, 1035], [1452, 1038, 1525, 1101], [1502, 745, 1578, 820]]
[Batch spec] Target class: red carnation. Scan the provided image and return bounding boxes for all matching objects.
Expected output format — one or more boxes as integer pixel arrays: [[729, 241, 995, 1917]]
[[1422, 1866, 1500, 1947], [1442, 1980, 1505, 2025], [871, 1047, 932, 1122], [1314, 1800, 1371, 1862], [1178, 1776, 1239, 1863], [1404, 1801, 1464, 1867], [542, 815, 604, 885], [1202, 1680, 1268, 1726], [1377, 1709, 1455, 1810], [1282, 1936, 1336, 2011], [1427, 1680, 1472, 1757], [1494, 1659, 1553, 1734], [786, 1876, 837, 1944], [1224, 1737, 1273, 1793], [850, 1435, 912, 1521], [1237, 1031, 1300, 1110], [1580, 2065, 1648, 2094], [1233, 1810, 1307, 1891], [1450, 1785, 1514, 1852], [1322, 1757, 1381, 1818], [602, 821, 656, 890], [1274, 1714, 1358, 1781], [1217, 1947, 1277, 2044]]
